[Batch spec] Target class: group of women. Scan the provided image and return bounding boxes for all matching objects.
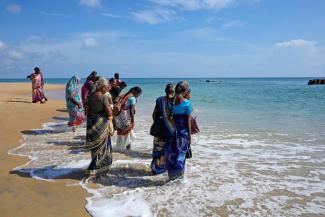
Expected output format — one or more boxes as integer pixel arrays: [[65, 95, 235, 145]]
[[65, 73, 193, 180], [65, 73, 142, 176]]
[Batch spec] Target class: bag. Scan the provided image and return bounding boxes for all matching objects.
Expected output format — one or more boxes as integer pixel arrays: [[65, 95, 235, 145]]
[[114, 110, 129, 131], [113, 94, 129, 116], [150, 117, 165, 138], [190, 116, 200, 134], [187, 116, 199, 159]]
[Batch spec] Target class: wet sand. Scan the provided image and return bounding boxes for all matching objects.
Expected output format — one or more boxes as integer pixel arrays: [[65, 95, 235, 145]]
[[0, 83, 89, 217]]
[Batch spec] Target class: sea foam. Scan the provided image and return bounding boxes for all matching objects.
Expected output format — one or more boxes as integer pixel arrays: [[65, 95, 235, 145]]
[[8, 114, 325, 216]]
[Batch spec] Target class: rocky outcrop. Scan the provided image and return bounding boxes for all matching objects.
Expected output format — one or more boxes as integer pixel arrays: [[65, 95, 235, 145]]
[[308, 79, 325, 85]]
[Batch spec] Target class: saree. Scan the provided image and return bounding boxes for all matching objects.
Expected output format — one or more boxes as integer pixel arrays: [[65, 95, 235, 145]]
[[81, 80, 93, 111], [150, 96, 174, 174], [65, 76, 85, 127], [86, 114, 112, 175], [31, 73, 45, 103], [165, 114, 190, 180], [115, 95, 136, 150], [115, 110, 137, 150]]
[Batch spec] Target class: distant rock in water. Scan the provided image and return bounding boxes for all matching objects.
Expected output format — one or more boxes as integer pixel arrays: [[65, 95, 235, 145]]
[[308, 79, 325, 85], [206, 80, 217, 83]]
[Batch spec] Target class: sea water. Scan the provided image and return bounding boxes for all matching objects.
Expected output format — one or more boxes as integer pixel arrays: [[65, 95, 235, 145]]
[[7, 78, 325, 216]]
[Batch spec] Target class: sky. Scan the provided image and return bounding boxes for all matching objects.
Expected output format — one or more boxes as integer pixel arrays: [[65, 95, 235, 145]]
[[0, 0, 325, 78]]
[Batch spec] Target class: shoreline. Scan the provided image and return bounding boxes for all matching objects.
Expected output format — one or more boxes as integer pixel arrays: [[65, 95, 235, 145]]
[[0, 83, 89, 217], [1, 81, 324, 216]]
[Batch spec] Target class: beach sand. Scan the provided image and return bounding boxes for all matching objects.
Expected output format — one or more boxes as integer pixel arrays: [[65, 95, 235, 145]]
[[0, 83, 89, 217]]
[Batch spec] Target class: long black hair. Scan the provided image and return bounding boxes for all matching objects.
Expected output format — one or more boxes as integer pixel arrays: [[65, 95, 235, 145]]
[[124, 86, 142, 98], [86, 71, 97, 81]]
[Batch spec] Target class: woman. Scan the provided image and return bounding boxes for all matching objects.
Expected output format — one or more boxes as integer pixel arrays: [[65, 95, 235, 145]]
[[115, 86, 142, 151], [85, 77, 114, 176], [81, 71, 98, 111], [150, 83, 175, 175], [165, 81, 192, 180], [26, 67, 47, 103], [65, 76, 85, 130]]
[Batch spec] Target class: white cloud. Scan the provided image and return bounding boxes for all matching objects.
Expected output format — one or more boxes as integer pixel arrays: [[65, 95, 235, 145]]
[[0, 40, 6, 49], [2, 31, 324, 78], [133, 9, 177, 25], [275, 39, 317, 49], [152, 0, 235, 10], [177, 27, 230, 42], [79, 0, 101, 8], [40, 11, 67, 17], [7, 50, 24, 60], [6, 4, 22, 13], [83, 37, 98, 47], [101, 12, 121, 18], [221, 20, 246, 28]]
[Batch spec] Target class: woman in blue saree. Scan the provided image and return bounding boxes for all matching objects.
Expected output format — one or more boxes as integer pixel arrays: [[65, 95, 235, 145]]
[[165, 81, 192, 180], [150, 83, 175, 175], [65, 76, 85, 130]]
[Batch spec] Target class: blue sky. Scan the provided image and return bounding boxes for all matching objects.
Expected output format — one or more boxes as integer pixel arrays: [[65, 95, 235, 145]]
[[0, 0, 324, 78]]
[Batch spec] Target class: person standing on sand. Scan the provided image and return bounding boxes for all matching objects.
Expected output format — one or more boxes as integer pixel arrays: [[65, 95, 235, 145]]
[[81, 71, 98, 112], [115, 87, 142, 151], [110, 73, 127, 104], [85, 77, 114, 176], [150, 83, 175, 175], [26, 67, 48, 103], [165, 81, 192, 180], [65, 76, 85, 131]]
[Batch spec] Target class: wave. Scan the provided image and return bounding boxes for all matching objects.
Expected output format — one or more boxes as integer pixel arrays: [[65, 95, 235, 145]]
[[8, 118, 325, 216]]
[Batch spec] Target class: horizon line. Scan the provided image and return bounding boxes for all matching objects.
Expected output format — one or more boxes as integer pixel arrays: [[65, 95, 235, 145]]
[[0, 76, 324, 79]]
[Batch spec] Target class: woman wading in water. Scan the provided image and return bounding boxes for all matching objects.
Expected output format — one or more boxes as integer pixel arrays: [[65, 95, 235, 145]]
[[150, 83, 175, 175], [165, 81, 192, 180], [85, 77, 114, 176]]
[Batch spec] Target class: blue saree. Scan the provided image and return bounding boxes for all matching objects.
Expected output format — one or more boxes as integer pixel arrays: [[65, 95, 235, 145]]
[[150, 96, 174, 175], [165, 99, 192, 180], [165, 114, 190, 180]]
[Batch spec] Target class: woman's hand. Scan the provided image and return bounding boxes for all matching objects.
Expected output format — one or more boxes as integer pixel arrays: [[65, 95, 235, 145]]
[[129, 122, 134, 130], [108, 120, 114, 136]]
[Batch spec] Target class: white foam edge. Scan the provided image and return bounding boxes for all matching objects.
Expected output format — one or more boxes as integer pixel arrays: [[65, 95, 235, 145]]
[[80, 180, 153, 217]]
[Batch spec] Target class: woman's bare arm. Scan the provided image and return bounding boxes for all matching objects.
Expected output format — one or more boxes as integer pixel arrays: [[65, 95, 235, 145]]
[[105, 103, 113, 117]]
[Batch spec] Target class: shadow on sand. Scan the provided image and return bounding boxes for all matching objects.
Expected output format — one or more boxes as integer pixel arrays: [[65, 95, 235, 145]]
[[21, 128, 67, 135], [88, 166, 167, 188], [52, 116, 69, 121], [10, 164, 167, 188], [56, 108, 68, 113], [114, 149, 152, 159], [10, 165, 85, 181], [6, 100, 32, 104]]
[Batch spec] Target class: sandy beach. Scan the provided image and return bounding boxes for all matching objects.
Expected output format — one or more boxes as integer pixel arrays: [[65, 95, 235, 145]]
[[0, 83, 89, 217]]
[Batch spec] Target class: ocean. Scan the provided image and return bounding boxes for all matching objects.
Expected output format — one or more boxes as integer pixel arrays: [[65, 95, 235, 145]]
[[6, 77, 325, 216]]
